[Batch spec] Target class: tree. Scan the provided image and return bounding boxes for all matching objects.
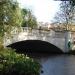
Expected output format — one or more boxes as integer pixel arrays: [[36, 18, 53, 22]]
[[21, 8, 29, 27], [53, 1, 75, 30], [0, 0, 23, 43], [0, 0, 23, 36], [22, 9, 37, 29]]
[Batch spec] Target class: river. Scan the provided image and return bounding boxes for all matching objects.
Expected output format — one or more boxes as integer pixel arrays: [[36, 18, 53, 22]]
[[30, 54, 75, 75]]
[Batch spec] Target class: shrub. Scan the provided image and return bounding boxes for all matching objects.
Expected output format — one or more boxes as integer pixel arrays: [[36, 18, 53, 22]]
[[0, 45, 41, 75]]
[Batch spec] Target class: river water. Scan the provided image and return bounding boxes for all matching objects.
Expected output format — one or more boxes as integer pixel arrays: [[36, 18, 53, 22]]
[[31, 54, 75, 75]]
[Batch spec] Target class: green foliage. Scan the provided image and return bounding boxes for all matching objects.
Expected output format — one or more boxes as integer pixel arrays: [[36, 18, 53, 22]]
[[0, 45, 41, 75], [21, 9, 37, 28], [0, 0, 23, 37]]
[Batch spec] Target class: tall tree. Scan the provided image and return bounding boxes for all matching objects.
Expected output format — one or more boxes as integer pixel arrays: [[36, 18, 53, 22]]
[[0, 0, 23, 36], [53, 1, 75, 30], [21, 8, 28, 27], [22, 9, 37, 29], [0, 0, 23, 43]]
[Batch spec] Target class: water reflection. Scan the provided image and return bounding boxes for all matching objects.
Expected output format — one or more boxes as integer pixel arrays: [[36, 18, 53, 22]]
[[35, 55, 75, 75]]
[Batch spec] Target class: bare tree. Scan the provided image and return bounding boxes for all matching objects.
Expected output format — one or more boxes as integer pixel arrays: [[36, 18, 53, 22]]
[[53, 1, 75, 30]]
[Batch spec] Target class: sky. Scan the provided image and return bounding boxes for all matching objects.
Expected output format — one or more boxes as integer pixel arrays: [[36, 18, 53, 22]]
[[18, 0, 61, 23]]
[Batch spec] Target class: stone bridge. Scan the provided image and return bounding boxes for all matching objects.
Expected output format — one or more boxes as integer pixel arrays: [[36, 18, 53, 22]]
[[4, 27, 73, 52]]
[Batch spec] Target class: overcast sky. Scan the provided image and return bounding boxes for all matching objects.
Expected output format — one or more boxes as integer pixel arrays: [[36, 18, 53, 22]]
[[18, 0, 61, 23]]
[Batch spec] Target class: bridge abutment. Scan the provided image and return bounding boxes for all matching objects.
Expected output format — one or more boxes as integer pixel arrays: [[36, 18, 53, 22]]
[[64, 31, 72, 52]]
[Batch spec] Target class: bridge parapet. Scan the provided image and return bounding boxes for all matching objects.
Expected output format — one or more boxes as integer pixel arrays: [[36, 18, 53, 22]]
[[4, 28, 55, 46]]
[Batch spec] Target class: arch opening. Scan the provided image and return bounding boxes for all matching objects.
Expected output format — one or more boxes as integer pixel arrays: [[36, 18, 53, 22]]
[[7, 40, 63, 54]]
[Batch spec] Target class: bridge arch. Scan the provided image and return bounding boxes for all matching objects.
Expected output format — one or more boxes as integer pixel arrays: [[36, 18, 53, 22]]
[[4, 28, 72, 52], [7, 40, 63, 54]]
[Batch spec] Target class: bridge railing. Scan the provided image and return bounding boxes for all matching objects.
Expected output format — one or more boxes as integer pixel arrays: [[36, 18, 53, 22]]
[[19, 27, 55, 36]]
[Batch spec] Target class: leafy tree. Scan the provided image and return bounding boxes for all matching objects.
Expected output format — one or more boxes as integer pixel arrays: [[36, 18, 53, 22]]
[[0, 0, 23, 36], [22, 9, 37, 29], [0, 0, 23, 43], [21, 8, 28, 27]]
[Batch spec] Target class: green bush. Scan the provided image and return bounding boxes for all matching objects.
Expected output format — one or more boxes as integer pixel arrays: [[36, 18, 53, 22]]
[[0, 45, 41, 75]]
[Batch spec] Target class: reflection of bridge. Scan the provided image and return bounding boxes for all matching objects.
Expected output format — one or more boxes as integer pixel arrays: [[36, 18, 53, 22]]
[[4, 27, 73, 52]]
